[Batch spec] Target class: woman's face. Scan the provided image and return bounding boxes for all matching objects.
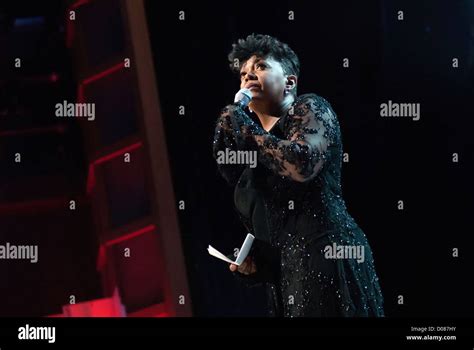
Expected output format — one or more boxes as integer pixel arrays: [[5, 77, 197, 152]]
[[239, 55, 296, 113]]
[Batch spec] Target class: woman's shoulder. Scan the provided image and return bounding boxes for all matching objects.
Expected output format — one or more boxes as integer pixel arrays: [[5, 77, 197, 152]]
[[292, 93, 338, 121], [283, 93, 340, 132], [294, 93, 334, 110]]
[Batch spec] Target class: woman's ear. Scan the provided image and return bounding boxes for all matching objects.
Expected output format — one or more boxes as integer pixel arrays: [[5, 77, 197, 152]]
[[285, 75, 298, 92]]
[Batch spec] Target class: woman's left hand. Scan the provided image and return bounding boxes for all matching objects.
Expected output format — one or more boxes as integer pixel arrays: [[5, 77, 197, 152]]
[[229, 256, 257, 275]]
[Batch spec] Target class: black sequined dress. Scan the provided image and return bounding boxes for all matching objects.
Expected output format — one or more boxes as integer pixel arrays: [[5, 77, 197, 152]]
[[212, 93, 384, 317]]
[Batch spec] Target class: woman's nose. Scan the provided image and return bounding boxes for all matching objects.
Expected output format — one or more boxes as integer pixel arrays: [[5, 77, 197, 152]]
[[245, 70, 257, 81]]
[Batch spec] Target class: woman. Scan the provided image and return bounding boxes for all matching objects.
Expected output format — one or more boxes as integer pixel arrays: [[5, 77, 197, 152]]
[[213, 33, 384, 317]]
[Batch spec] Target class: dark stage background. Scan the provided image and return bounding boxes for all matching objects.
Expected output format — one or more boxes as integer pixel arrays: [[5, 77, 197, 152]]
[[0, 0, 473, 319], [145, 0, 474, 317]]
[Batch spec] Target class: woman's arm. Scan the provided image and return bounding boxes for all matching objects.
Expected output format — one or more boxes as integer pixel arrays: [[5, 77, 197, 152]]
[[228, 94, 338, 182], [213, 107, 280, 286], [212, 106, 249, 186]]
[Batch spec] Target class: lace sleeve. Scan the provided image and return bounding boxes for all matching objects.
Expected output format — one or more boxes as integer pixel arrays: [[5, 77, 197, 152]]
[[229, 94, 338, 182], [212, 106, 248, 186]]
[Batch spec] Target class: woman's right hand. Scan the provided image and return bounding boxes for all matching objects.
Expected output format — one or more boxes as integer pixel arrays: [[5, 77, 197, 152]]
[[229, 256, 257, 275]]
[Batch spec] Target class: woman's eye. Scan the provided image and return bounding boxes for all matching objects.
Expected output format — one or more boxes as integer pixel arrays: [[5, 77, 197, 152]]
[[256, 63, 266, 69]]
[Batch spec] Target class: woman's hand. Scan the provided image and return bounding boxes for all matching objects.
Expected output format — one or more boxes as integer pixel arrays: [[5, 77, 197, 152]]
[[229, 256, 257, 275]]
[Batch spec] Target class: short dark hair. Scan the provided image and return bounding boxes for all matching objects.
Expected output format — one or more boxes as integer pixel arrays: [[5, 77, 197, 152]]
[[228, 33, 300, 78]]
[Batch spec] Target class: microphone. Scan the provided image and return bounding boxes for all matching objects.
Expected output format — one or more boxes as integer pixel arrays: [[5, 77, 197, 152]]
[[234, 88, 252, 108]]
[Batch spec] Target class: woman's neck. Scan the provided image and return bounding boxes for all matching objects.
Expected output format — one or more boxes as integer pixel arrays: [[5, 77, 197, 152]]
[[252, 96, 295, 131]]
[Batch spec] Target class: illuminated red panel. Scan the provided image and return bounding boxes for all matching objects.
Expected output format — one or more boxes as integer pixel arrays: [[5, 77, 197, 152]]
[[105, 224, 155, 247], [92, 142, 142, 167], [77, 62, 126, 103], [128, 303, 170, 317], [96, 224, 155, 271], [96, 226, 166, 314], [86, 141, 142, 194], [82, 63, 125, 86], [62, 288, 126, 317]]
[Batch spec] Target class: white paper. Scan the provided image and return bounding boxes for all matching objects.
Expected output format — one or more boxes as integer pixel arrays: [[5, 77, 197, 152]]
[[207, 233, 255, 266]]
